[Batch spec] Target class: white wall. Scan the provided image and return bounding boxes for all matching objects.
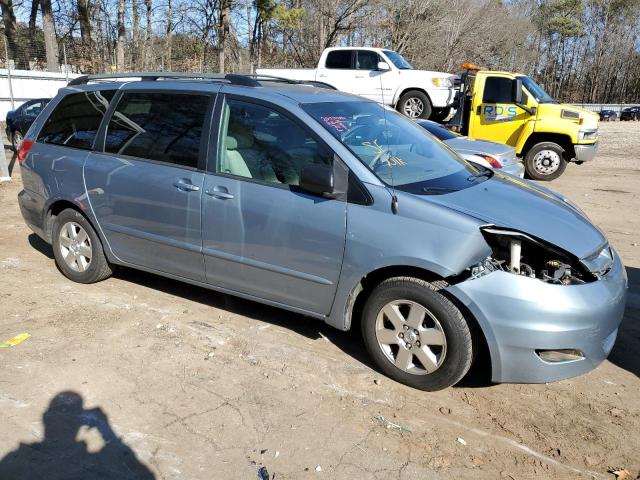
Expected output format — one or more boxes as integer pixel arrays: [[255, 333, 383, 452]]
[[1, 69, 81, 120]]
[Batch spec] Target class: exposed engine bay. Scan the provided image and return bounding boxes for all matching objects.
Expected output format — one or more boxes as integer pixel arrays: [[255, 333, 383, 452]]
[[470, 227, 596, 285]]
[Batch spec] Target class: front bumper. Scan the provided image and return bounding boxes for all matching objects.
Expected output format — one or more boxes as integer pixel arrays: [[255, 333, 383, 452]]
[[574, 142, 598, 162], [429, 87, 456, 108], [447, 249, 627, 383]]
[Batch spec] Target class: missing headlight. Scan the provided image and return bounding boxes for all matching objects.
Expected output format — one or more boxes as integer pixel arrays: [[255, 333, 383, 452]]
[[470, 227, 596, 285]]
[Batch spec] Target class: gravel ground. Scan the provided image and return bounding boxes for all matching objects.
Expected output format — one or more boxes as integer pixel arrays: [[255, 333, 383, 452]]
[[0, 121, 638, 480]]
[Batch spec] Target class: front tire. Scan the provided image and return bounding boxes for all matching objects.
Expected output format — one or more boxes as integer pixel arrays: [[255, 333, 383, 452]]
[[361, 277, 473, 391], [524, 141, 568, 181], [398, 90, 432, 120], [52, 208, 113, 284]]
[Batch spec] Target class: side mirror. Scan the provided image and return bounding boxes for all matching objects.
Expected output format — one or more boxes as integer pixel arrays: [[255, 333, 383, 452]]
[[299, 163, 345, 198], [377, 61, 391, 72], [512, 78, 523, 104]]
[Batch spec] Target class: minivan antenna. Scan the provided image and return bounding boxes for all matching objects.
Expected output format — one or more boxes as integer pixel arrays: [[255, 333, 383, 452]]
[[378, 66, 398, 214]]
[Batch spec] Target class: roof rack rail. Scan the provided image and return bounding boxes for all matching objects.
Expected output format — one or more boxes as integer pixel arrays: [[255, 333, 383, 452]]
[[243, 74, 336, 90], [68, 72, 261, 87]]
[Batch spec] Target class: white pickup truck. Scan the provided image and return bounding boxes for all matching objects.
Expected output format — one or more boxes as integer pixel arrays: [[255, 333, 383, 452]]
[[257, 47, 456, 121]]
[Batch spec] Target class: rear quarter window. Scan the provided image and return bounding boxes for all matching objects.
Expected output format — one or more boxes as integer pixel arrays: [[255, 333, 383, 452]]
[[104, 92, 210, 169], [37, 91, 115, 149]]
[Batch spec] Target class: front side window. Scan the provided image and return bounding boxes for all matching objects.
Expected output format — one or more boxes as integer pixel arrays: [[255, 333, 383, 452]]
[[325, 50, 353, 69], [302, 101, 485, 194], [482, 77, 514, 104], [105, 92, 209, 168], [37, 91, 114, 149], [382, 50, 412, 70], [356, 51, 381, 70], [217, 98, 333, 187], [519, 76, 555, 104]]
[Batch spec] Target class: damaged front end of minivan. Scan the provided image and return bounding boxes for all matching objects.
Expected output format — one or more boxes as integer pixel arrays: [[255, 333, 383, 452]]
[[445, 225, 627, 384]]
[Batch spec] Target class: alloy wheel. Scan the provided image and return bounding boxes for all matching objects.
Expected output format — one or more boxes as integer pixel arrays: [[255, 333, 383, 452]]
[[58, 221, 93, 272], [402, 97, 424, 118], [375, 299, 447, 375]]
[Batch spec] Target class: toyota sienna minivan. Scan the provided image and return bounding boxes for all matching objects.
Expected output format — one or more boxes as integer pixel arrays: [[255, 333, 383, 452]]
[[16, 73, 627, 391]]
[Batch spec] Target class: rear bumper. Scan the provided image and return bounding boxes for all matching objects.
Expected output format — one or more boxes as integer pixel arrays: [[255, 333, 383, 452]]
[[574, 143, 598, 162], [501, 161, 525, 178], [18, 189, 48, 241], [447, 249, 627, 383]]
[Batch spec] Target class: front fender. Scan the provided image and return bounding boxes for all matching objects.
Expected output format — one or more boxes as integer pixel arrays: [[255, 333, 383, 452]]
[[326, 183, 491, 330]]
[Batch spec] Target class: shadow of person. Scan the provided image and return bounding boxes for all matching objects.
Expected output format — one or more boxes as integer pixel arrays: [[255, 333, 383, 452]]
[[0, 391, 155, 480]]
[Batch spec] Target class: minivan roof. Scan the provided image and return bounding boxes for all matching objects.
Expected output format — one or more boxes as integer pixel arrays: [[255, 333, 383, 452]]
[[63, 73, 366, 106]]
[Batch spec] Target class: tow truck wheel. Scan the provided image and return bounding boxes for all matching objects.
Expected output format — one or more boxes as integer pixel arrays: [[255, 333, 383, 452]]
[[398, 91, 432, 120], [524, 142, 567, 181]]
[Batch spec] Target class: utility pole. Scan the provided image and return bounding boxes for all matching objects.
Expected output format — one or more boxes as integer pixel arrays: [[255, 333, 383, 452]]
[[3, 35, 15, 110], [0, 128, 10, 182]]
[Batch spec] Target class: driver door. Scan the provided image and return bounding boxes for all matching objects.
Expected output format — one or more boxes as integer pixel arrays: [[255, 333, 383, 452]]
[[201, 95, 347, 315], [469, 74, 532, 146], [351, 50, 389, 104]]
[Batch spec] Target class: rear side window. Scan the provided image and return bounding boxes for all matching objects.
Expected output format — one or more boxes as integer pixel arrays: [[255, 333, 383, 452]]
[[482, 77, 514, 104], [104, 92, 209, 169], [37, 91, 114, 149], [325, 50, 353, 69]]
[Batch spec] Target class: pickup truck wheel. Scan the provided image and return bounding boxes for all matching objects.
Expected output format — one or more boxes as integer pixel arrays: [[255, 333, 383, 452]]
[[398, 91, 432, 120], [524, 142, 567, 181], [361, 277, 473, 391], [52, 208, 113, 284], [11, 130, 23, 150]]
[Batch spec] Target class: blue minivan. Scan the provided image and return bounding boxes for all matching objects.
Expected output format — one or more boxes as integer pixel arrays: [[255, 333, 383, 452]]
[[16, 73, 627, 390]]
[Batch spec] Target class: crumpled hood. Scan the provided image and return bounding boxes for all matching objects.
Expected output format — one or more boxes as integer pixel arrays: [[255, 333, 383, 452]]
[[425, 173, 606, 259]]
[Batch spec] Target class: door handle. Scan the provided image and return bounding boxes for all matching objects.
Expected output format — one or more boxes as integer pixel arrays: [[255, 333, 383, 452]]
[[318, 74, 327, 78], [173, 179, 200, 192], [205, 186, 234, 200], [355, 75, 364, 78]]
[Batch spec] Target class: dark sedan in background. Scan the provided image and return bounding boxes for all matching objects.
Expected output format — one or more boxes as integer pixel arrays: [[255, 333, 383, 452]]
[[598, 109, 617, 121], [620, 106, 640, 121], [5, 98, 50, 150]]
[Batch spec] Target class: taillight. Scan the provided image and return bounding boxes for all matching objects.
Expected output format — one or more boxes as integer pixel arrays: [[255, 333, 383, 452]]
[[17, 140, 33, 163], [478, 153, 503, 169]]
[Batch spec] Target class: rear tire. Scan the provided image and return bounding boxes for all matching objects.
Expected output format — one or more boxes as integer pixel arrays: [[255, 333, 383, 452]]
[[361, 277, 473, 391], [524, 141, 568, 181], [52, 208, 113, 284], [398, 90, 432, 120]]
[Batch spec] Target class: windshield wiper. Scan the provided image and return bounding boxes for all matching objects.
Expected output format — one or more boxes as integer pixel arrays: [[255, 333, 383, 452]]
[[422, 186, 456, 194], [467, 169, 493, 182]]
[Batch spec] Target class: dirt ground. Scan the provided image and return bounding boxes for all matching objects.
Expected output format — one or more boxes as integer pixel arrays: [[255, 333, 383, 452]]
[[0, 121, 639, 480]]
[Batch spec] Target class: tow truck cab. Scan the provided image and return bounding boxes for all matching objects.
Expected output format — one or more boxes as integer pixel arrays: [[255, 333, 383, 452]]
[[449, 66, 599, 181]]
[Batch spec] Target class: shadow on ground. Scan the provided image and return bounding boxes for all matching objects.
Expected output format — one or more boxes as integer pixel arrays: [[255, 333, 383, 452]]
[[0, 391, 154, 480], [27, 235, 638, 387], [608, 266, 640, 378]]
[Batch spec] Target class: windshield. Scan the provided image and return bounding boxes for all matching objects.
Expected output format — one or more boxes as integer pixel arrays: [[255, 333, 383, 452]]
[[519, 76, 556, 104], [383, 50, 413, 70], [301, 101, 488, 194], [416, 120, 459, 141]]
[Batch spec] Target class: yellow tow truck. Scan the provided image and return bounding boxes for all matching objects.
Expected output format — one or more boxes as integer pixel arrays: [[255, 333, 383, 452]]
[[448, 64, 599, 180]]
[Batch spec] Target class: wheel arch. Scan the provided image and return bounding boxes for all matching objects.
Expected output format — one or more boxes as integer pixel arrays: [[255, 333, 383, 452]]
[[394, 87, 433, 110], [44, 199, 96, 244], [342, 264, 493, 381], [520, 132, 575, 161]]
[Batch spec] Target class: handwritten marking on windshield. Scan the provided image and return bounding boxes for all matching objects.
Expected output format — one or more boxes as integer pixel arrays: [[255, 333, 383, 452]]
[[321, 116, 348, 132], [362, 139, 407, 167]]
